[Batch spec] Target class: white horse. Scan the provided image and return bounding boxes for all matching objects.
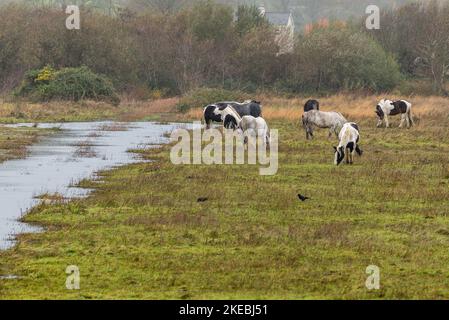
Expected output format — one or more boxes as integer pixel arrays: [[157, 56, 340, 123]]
[[334, 123, 363, 165], [376, 99, 414, 128], [302, 110, 347, 140], [239, 115, 270, 148]]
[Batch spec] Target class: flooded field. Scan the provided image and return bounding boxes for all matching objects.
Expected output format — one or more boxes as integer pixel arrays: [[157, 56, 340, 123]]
[[0, 121, 182, 249]]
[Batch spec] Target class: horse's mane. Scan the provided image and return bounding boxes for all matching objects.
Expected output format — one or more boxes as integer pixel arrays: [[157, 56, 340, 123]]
[[222, 106, 242, 122]]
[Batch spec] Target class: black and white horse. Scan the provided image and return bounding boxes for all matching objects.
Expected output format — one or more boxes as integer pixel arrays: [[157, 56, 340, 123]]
[[203, 100, 262, 129], [221, 106, 242, 130], [334, 122, 363, 165], [304, 99, 320, 112], [376, 99, 414, 128]]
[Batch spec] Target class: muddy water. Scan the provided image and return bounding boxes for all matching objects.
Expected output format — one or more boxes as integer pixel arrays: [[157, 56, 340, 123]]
[[0, 121, 183, 250]]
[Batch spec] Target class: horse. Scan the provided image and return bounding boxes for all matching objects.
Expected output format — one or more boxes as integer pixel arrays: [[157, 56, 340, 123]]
[[302, 110, 347, 140], [239, 115, 270, 148], [221, 106, 243, 130], [376, 99, 414, 128], [203, 104, 225, 129], [334, 122, 363, 165], [304, 99, 320, 112], [203, 100, 262, 129]]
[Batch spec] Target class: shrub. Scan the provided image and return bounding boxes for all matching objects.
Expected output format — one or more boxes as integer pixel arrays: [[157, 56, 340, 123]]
[[175, 88, 250, 113], [15, 66, 120, 105], [290, 23, 403, 92]]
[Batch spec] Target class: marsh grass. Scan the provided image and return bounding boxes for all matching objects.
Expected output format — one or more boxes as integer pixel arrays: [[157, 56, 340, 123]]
[[0, 98, 180, 124], [0, 126, 53, 162], [72, 140, 98, 158], [186, 94, 449, 123], [1, 95, 449, 299]]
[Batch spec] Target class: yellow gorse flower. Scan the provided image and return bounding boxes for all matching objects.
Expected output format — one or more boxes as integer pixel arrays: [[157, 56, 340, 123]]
[[35, 66, 56, 82]]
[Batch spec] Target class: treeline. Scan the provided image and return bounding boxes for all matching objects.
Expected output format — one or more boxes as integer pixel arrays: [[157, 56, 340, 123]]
[[370, 0, 449, 95], [0, 0, 448, 97]]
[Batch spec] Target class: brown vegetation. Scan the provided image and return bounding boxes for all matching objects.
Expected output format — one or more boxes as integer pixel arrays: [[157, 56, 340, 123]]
[[186, 94, 449, 122]]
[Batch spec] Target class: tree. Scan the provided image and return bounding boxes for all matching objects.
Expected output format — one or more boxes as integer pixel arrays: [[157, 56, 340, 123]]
[[371, 0, 449, 94], [291, 23, 402, 92], [190, 0, 233, 41], [414, 1, 449, 95], [140, 0, 185, 14], [235, 4, 269, 36], [233, 25, 280, 88]]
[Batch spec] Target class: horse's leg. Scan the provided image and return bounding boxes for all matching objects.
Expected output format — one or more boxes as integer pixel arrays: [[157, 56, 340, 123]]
[[265, 133, 270, 150], [377, 118, 383, 128], [409, 110, 415, 127], [399, 114, 405, 128], [328, 127, 334, 139], [345, 149, 350, 164], [385, 115, 390, 128], [405, 112, 410, 128], [307, 126, 314, 140], [350, 151, 354, 165], [406, 111, 412, 128]]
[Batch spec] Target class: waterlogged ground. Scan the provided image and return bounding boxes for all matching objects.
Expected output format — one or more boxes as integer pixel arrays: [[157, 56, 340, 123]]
[[0, 110, 449, 299], [0, 125, 54, 163], [0, 122, 183, 250]]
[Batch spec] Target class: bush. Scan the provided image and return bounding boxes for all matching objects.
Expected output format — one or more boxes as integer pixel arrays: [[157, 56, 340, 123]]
[[15, 66, 120, 105], [175, 88, 250, 113], [290, 23, 403, 92]]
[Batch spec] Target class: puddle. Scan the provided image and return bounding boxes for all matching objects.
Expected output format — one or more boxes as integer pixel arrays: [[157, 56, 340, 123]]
[[0, 121, 186, 250]]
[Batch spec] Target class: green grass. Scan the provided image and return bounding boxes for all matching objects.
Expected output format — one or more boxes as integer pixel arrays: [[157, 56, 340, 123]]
[[1, 117, 449, 299]]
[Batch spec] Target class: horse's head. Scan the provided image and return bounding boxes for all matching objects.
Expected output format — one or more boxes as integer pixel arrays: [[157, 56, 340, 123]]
[[376, 99, 390, 120], [224, 114, 238, 130], [333, 146, 345, 166], [375, 106, 384, 120]]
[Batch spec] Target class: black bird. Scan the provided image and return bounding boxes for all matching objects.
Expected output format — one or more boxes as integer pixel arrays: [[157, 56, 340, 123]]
[[197, 197, 209, 203], [297, 194, 310, 202]]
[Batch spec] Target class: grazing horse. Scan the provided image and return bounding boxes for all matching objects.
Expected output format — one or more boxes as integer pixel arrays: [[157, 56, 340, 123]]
[[304, 99, 320, 112], [203, 100, 262, 129], [220, 106, 242, 130], [239, 115, 270, 148], [302, 110, 347, 140], [334, 122, 363, 165], [376, 99, 414, 128], [203, 104, 224, 129]]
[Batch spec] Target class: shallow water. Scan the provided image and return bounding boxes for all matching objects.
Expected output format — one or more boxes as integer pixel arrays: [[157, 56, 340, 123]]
[[0, 121, 183, 250]]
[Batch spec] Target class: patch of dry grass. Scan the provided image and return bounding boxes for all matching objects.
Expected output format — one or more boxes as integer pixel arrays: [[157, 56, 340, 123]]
[[185, 94, 449, 123], [117, 98, 179, 122], [0, 98, 180, 123]]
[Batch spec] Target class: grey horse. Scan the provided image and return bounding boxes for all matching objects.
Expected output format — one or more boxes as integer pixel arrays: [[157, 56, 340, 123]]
[[302, 110, 347, 140]]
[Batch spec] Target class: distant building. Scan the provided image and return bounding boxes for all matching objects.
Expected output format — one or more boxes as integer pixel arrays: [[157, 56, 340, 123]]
[[259, 6, 295, 55]]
